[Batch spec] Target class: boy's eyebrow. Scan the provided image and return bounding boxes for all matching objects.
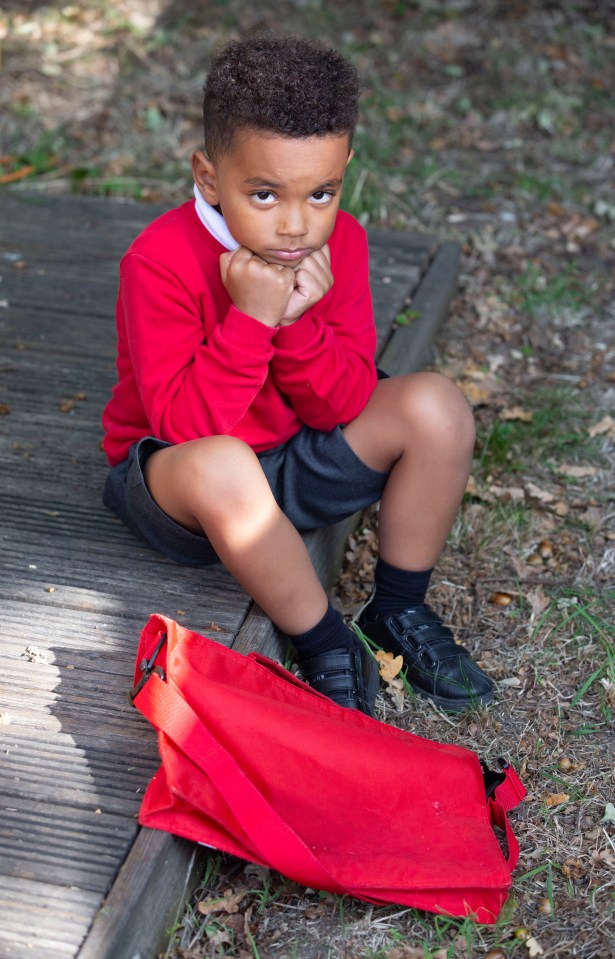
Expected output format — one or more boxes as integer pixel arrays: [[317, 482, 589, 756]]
[[243, 176, 344, 190], [243, 177, 282, 188]]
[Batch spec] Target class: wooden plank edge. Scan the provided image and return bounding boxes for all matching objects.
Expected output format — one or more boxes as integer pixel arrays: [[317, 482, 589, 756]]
[[77, 828, 208, 959], [378, 240, 461, 376]]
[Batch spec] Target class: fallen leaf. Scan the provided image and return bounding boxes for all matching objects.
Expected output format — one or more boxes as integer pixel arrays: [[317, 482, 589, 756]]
[[526, 482, 555, 504], [304, 904, 327, 920], [507, 552, 539, 581], [0, 163, 35, 184], [465, 475, 480, 496], [592, 848, 615, 866], [459, 381, 492, 406], [499, 405, 533, 422], [588, 414, 614, 438], [526, 936, 544, 957], [197, 889, 246, 916], [599, 679, 615, 708], [545, 792, 570, 807], [561, 213, 601, 239], [526, 587, 550, 618], [556, 463, 600, 478], [58, 398, 75, 413], [206, 928, 233, 947], [488, 484, 526, 503], [375, 649, 404, 682], [601, 802, 615, 824], [0, 403, 11, 414], [561, 857, 586, 878]]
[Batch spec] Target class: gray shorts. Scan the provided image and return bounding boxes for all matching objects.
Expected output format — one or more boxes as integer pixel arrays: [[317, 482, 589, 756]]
[[102, 427, 388, 567]]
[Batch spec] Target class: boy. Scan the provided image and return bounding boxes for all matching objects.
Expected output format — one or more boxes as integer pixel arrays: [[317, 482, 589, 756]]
[[102, 35, 493, 718]]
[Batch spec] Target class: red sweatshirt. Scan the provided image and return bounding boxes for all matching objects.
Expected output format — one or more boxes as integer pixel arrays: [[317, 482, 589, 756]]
[[102, 201, 378, 466]]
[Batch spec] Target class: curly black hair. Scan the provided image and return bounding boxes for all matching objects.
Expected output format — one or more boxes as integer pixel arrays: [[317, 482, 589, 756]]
[[202, 35, 360, 159]]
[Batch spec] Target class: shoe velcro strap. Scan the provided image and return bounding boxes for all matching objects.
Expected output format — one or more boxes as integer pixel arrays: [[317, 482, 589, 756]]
[[392, 610, 456, 644], [308, 673, 361, 697], [301, 649, 358, 677], [416, 641, 471, 666]]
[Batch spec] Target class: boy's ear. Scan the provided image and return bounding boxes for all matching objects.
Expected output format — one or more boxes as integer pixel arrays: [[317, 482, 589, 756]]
[[192, 150, 220, 205], [346, 148, 355, 168]]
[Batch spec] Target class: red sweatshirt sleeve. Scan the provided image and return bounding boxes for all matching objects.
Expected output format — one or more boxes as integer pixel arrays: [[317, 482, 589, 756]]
[[121, 252, 277, 442], [270, 222, 378, 430]]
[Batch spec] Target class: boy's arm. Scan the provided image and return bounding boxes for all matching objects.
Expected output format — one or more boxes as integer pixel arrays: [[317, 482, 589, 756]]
[[269, 230, 378, 430], [120, 253, 277, 441]]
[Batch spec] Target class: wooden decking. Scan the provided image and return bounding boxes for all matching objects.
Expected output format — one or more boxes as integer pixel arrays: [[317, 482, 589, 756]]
[[0, 190, 459, 959]]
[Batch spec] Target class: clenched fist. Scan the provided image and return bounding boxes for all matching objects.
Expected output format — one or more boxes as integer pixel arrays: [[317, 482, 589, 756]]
[[220, 245, 333, 328]]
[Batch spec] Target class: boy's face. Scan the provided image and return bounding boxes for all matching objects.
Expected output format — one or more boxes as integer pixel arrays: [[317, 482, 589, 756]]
[[193, 131, 353, 266]]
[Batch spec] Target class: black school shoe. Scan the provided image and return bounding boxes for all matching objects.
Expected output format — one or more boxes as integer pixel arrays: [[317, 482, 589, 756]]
[[300, 644, 379, 717], [356, 603, 494, 712]]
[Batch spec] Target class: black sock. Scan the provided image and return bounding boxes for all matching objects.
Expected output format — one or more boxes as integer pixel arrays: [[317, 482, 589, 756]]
[[370, 558, 433, 617], [289, 602, 356, 660]]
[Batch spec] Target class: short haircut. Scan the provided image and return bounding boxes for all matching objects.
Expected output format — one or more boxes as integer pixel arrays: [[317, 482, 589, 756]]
[[202, 35, 360, 160]]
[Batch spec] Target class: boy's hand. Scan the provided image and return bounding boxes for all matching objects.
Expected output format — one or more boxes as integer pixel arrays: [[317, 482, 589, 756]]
[[278, 246, 333, 326], [220, 247, 297, 328]]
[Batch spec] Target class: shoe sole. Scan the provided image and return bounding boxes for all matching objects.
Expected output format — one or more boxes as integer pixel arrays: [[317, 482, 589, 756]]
[[407, 676, 495, 713]]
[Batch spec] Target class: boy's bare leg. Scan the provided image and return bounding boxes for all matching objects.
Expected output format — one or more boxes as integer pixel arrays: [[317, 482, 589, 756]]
[[343, 372, 493, 711], [144, 436, 327, 635], [143, 435, 378, 715], [342, 372, 475, 569]]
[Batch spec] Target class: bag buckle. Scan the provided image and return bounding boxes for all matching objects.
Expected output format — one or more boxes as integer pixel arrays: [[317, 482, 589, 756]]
[[129, 632, 167, 704], [480, 757, 508, 800]]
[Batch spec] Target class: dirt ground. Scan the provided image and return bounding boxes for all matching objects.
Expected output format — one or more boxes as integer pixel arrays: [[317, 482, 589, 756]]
[[1, 2, 613, 957]]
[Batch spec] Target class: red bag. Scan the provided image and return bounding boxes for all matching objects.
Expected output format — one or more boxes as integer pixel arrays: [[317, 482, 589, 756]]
[[131, 614, 526, 923]]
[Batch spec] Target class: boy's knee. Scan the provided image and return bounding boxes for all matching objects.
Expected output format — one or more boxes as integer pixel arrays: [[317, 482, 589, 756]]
[[400, 373, 475, 450], [180, 435, 267, 504]]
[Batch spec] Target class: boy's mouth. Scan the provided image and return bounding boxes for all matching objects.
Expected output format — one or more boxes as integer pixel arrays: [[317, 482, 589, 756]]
[[266, 248, 312, 263]]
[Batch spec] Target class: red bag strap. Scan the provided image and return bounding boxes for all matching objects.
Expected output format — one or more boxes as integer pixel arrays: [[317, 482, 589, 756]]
[[488, 797, 520, 872], [134, 672, 353, 896], [495, 763, 527, 812]]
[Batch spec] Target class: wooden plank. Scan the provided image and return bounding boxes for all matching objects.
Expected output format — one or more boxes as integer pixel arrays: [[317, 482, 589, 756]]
[[0, 190, 458, 959], [378, 240, 461, 375], [76, 829, 207, 959], [0, 878, 99, 959]]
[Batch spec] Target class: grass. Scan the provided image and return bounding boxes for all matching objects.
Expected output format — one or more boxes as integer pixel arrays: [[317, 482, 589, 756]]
[[474, 384, 603, 479], [533, 588, 615, 721]]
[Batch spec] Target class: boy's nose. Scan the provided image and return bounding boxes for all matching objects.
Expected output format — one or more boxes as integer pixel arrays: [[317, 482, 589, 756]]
[[278, 205, 308, 238]]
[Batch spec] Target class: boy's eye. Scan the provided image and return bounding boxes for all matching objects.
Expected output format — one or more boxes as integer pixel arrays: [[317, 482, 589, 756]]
[[311, 190, 334, 204], [252, 191, 276, 204]]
